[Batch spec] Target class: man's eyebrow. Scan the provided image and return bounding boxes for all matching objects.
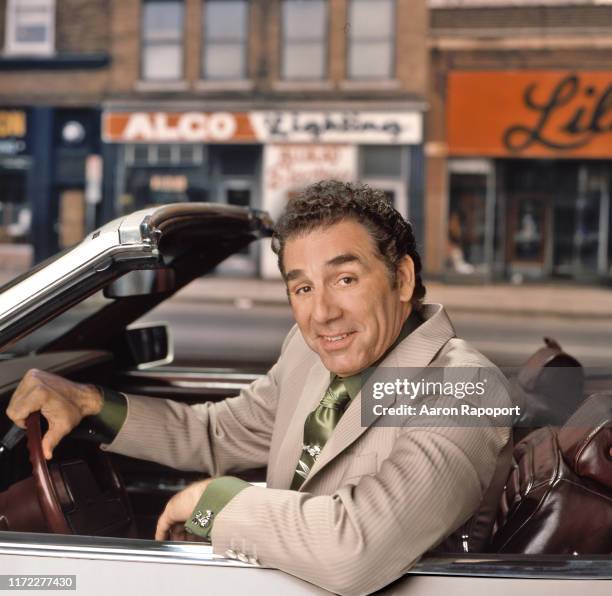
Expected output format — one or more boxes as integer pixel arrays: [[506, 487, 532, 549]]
[[285, 253, 362, 283], [285, 252, 362, 283], [325, 253, 362, 268], [285, 269, 304, 283]]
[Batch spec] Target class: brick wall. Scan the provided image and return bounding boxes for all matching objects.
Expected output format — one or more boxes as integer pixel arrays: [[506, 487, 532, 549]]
[[260, 0, 427, 99], [249, 0, 264, 80], [0, 0, 111, 105], [108, 0, 140, 93], [56, 0, 109, 54], [105, 0, 428, 104], [396, 0, 428, 97], [431, 5, 612, 32]]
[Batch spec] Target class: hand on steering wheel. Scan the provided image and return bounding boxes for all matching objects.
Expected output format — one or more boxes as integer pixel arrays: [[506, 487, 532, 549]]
[[26, 411, 70, 533], [24, 411, 136, 537]]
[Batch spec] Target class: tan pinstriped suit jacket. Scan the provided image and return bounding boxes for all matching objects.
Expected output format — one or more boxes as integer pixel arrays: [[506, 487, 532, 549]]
[[104, 304, 512, 595]]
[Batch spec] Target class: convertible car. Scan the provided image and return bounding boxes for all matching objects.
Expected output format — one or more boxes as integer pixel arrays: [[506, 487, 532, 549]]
[[0, 203, 610, 595]]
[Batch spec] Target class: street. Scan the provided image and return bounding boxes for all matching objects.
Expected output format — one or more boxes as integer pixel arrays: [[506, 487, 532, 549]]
[[139, 298, 612, 370]]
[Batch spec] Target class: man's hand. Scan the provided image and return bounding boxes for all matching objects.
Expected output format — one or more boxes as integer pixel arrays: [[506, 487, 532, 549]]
[[155, 478, 212, 541], [6, 369, 103, 460]]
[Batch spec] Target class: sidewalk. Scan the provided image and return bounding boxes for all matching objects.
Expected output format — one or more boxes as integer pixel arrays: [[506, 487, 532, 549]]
[[172, 276, 612, 319]]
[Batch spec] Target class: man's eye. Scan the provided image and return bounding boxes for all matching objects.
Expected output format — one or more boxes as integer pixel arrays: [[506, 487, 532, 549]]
[[295, 286, 311, 295], [339, 276, 356, 286]]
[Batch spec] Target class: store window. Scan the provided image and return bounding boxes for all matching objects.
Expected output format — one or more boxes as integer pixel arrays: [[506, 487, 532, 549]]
[[0, 164, 30, 244], [121, 143, 207, 214], [202, 0, 249, 80], [141, 0, 184, 81], [505, 161, 612, 280], [281, 0, 327, 80], [0, 109, 31, 248], [360, 145, 407, 216], [4, 0, 55, 56], [362, 145, 402, 179], [347, 0, 394, 80], [447, 172, 488, 275]]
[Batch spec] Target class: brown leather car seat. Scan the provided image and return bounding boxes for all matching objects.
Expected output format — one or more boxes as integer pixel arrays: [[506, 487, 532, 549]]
[[510, 337, 584, 443], [490, 392, 612, 554]]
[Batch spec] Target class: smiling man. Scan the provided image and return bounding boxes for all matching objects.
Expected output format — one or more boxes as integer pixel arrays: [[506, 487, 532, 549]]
[[284, 219, 413, 377], [7, 180, 512, 596]]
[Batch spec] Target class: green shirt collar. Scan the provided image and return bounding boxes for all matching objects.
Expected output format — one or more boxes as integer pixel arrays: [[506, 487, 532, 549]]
[[330, 309, 423, 401]]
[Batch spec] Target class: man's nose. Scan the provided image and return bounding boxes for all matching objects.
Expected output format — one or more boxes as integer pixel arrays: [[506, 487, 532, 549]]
[[312, 287, 342, 324]]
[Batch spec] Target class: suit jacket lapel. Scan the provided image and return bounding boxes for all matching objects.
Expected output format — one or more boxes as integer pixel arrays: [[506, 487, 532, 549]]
[[270, 357, 331, 489], [299, 304, 456, 491]]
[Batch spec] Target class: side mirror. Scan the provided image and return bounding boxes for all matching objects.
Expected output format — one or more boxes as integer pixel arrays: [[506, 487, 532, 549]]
[[103, 268, 175, 299], [124, 322, 173, 369]]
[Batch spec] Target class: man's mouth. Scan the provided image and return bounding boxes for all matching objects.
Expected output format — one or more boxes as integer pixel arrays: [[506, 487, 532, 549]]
[[323, 333, 347, 342], [318, 331, 357, 350]]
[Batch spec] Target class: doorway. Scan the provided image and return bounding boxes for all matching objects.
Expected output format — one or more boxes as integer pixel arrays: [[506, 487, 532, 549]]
[[216, 179, 258, 276], [552, 165, 609, 280], [446, 159, 496, 279]]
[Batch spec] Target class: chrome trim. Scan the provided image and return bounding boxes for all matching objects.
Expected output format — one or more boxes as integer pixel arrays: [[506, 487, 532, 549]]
[[121, 369, 265, 383], [0, 532, 255, 568], [118, 210, 158, 245], [2, 532, 611, 579], [0, 208, 162, 329], [0, 245, 157, 331], [0, 225, 119, 322], [167, 381, 254, 390], [411, 554, 612, 579], [126, 321, 175, 371]]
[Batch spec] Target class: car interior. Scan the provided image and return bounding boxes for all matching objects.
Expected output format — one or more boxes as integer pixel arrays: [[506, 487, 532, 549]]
[[0, 205, 610, 557], [0, 205, 271, 540]]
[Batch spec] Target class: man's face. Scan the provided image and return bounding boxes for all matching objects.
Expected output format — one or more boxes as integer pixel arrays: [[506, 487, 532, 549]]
[[283, 219, 414, 377]]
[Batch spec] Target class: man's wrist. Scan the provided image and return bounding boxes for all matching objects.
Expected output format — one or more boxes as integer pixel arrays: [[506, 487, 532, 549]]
[[79, 384, 104, 417], [73, 387, 128, 444], [185, 476, 250, 541]]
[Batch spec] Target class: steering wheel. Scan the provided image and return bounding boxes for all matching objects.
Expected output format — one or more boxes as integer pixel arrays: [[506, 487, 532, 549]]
[[25, 411, 137, 537]]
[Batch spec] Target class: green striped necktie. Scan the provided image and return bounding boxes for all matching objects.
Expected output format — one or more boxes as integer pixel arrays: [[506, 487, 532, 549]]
[[289, 310, 424, 491], [290, 376, 351, 490]]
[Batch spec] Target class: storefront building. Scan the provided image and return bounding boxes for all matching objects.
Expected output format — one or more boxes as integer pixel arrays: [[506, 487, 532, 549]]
[[427, 0, 612, 284], [0, 108, 31, 266], [102, 108, 423, 278], [0, 107, 101, 266], [443, 71, 612, 283]]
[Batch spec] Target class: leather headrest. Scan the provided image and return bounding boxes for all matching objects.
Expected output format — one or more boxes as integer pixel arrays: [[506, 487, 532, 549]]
[[557, 393, 612, 489], [517, 337, 582, 393]]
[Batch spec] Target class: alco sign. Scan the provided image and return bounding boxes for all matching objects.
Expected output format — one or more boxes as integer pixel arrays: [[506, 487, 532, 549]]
[[448, 71, 612, 158], [103, 112, 254, 143], [103, 111, 423, 145]]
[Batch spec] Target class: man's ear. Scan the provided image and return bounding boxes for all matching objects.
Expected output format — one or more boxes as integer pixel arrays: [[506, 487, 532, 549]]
[[397, 255, 415, 302]]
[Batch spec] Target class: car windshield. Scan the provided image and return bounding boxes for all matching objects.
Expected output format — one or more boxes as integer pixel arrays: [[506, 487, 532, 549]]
[[0, 290, 113, 356]]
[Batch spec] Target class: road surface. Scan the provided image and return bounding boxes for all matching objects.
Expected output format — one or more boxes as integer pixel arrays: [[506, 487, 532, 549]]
[[139, 299, 612, 370]]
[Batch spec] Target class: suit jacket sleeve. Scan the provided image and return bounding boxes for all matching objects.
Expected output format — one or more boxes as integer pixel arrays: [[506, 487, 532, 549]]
[[210, 422, 510, 596], [100, 325, 300, 474]]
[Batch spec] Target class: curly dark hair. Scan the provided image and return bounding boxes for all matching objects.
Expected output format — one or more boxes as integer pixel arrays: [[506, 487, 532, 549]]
[[271, 180, 426, 309]]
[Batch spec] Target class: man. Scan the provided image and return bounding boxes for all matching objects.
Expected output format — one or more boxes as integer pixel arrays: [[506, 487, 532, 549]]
[[7, 181, 512, 595]]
